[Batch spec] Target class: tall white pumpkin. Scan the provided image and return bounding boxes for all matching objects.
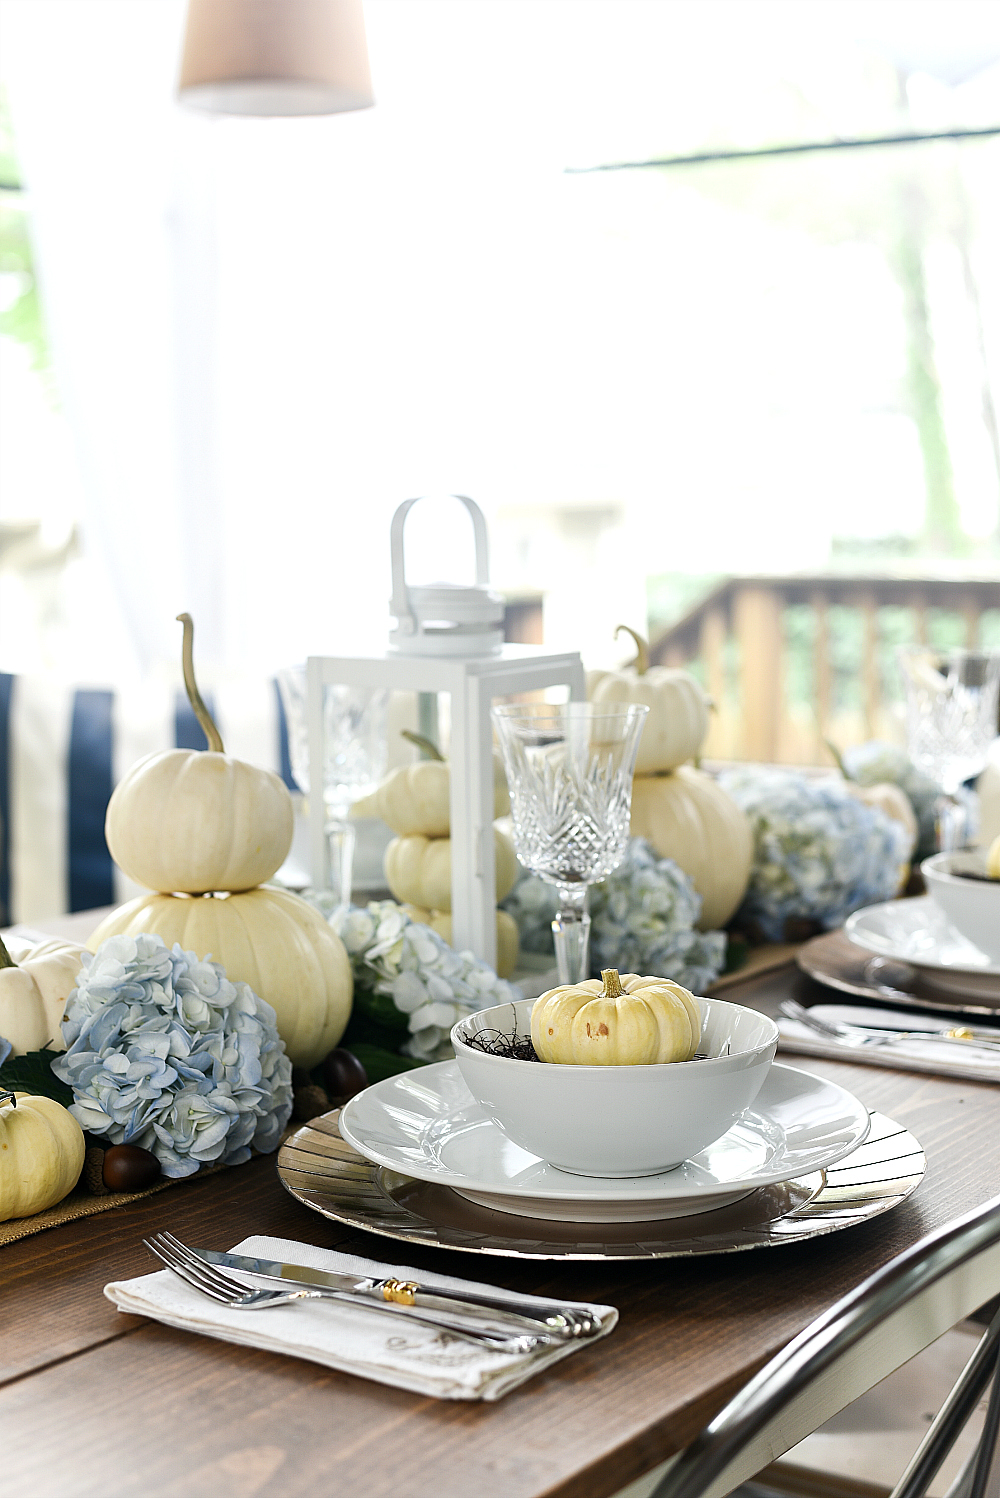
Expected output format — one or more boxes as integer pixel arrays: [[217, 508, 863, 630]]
[[630, 766, 752, 929]]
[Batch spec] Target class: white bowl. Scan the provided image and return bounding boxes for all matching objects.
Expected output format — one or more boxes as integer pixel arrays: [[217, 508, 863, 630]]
[[451, 997, 778, 1178], [922, 852, 1000, 962]]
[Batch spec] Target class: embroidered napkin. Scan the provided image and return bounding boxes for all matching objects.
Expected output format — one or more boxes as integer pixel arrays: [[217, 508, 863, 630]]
[[777, 1004, 1000, 1084], [105, 1234, 617, 1401]]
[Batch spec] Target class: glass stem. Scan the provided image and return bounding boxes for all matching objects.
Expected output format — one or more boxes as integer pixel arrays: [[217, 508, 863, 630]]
[[552, 886, 590, 985], [935, 794, 967, 853], [325, 819, 356, 911]]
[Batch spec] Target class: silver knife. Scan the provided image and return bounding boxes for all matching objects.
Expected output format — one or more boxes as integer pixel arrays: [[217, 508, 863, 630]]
[[189, 1246, 601, 1340]]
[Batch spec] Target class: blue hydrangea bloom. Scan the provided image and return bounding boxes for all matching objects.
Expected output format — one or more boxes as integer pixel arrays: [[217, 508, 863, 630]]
[[719, 767, 910, 942], [842, 740, 941, 858], [51, 934, 293, 1178], [502, 839, 727, 993]]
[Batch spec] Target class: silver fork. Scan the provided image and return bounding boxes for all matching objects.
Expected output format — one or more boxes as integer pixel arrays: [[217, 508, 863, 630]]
[[779, 999, 1000, 1052], [143, 1235, 544, 1353]]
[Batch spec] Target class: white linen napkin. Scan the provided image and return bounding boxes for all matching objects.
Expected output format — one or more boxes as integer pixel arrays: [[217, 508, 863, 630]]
[[104, 1234, 617, 1401], [777, 1004, 1000, 1084]]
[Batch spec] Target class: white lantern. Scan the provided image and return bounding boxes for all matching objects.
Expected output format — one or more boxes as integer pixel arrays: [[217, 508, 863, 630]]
[[308, 496, 585, 969]]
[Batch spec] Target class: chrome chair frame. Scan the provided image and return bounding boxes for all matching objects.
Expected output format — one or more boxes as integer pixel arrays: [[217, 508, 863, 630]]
[[650, 1194, 1000, 1498]]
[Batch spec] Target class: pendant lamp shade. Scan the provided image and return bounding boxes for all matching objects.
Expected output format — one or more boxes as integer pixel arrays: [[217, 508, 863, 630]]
[[178, 0, 375, 117]]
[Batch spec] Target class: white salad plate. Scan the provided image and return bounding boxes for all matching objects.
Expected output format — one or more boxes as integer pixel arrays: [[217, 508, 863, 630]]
[[845, 895, 1000, 1000], [338, 1061, 871, 1224]]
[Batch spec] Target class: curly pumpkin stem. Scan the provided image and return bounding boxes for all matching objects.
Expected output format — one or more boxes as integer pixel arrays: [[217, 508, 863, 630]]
[[401, 729, 445, 761], [0, 932, 17, 971], [176, 613, 224, 754], [601, 968, 625, 998], [614, 624, 650, 676]]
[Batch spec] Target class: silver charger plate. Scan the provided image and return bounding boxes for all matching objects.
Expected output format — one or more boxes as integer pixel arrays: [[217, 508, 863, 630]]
[[799, 929, 1000, 1018], [276, 1109, 924, 1261]]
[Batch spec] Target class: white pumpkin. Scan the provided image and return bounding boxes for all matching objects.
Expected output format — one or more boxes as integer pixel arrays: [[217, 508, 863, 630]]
[[384, 828, 519, 911], [87, 886, 352, 1069], [106, 750, 294, 894], [0, 934, 87, 1055], [987, 833, 1000, 879], [0, 1092, 86, 1221], [105, 614, 293, 894], [402, 905, 520, 978], [844, 781, 918, 862], [352, 735, 510, 837], [589, 626, 709, 774], [630, 765, 753, 929], [530, 968, 701, 1066]]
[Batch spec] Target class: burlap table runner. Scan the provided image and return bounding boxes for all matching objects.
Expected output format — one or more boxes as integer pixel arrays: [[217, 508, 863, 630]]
[[0, 1160, 232, 1248]]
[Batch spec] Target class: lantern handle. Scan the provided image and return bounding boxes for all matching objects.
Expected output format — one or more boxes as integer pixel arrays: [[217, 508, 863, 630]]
[[390, 495, 490, 637]]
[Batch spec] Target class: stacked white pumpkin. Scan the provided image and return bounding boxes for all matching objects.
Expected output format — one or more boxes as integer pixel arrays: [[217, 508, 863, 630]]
[[353, 733, 521, 978], [589, 627, 753, 930], [89, 617, 353, 1070]]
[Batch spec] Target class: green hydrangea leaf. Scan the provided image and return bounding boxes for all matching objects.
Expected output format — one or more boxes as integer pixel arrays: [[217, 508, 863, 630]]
[[0, 1047, 73, 1106]]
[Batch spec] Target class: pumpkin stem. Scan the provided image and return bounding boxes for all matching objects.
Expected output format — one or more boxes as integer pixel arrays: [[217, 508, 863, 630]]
[[823, 735, 852, 781], [601, 968, 625, 998], [401, 729, 445, 762], [0, 932, 17, 970], [176, 613, 225, 753], [613, 624, 649, 676]]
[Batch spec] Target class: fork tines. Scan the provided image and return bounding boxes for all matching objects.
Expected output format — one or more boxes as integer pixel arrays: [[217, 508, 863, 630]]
[[143, 1232, 251, 1303]]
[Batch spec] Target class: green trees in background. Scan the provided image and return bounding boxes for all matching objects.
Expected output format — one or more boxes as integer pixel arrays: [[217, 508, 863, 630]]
[[0, 89, 51, 381]]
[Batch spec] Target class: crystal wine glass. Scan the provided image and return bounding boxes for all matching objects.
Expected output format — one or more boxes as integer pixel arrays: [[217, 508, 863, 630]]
[[491, 701, 648, 983], [277, 667, 389, 908], [897, 646, 1000, 851]]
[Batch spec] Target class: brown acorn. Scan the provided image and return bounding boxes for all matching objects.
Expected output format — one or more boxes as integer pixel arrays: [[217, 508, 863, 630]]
[[102, 1143, 161, 1192]]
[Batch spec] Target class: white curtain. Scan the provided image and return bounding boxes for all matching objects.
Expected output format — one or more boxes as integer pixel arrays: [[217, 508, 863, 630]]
[[4, 1, 999, 684]]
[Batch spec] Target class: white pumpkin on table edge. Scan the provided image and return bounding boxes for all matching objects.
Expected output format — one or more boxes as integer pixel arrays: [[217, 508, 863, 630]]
[[401, 904, 520, 979], [0, 933, 88, 1055], [384, 827, 519, 912], [589, 626, 710, 775], [104, 614, 294, 894], [629, 764, 753, 930], [351, 731, 510, 838], [0, 1090, 86, 1221]]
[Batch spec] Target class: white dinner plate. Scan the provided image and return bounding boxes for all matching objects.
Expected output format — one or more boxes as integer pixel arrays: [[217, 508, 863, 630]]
[[338, 1061, 871, 1223], [845, 896, 1000, 1000]]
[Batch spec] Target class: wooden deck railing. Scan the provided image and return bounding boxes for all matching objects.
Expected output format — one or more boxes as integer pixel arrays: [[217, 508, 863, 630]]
[[648, 574, 1000, 764]]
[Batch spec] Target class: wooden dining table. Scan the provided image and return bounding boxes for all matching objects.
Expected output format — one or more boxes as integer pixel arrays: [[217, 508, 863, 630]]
[[4, 956, 999, 1498]]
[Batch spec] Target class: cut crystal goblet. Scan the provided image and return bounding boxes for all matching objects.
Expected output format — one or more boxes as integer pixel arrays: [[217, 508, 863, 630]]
[[491, 701, 648, 984]]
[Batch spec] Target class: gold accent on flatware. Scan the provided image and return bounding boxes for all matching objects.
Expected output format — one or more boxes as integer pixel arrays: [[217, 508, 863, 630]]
[[383, 1278, 418, 1306], [945, 1026, 975, 1041]]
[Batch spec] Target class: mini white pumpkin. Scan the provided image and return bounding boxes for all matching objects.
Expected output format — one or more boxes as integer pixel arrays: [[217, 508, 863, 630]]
[[0, 934, 87, 1055], [87, 885, 352, 1070], [589, 626, 710, 774], [531, 967, 701, 1066], [0, 1091, 86, 1221], [630, 765, 753, 929], [105, 615, 293, 894], [351, 732, 510, 837], [384, 828, 519, 911]]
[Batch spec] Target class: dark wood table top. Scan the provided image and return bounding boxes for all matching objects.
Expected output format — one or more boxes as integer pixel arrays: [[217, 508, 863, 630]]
[[4, 963, 999, 1498]]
